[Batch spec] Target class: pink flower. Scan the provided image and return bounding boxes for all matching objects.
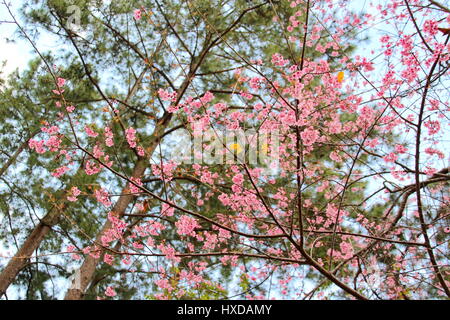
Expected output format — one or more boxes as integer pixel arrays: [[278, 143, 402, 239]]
[[424, 120, 441, 135], [200, 91, 214, 103], [162, 203, 175, 216], [151, 161, 177, 181], [240, 91, 253, 100], [104, 254, 114, 265], [271, 53, 289, 66], [366, 138, 379, 148], [105, 286, 116, 297], [29, 139, 46, 154], [45, 135, 62, 150], [329, 151, 342, 162], [394, 144, 408, 153], [57, 77, 66, 87], [85, 160, 101, 175], [125, 127, 137, 148], [95, 188, 112, 207], [122, 256, 132, 265], [104, 127, 114, 147], [42, 126, 59, 135], [128, 177, 143, 194], [158, 88, 177, 102], [425, 147, 445, 159], [300, 127, 320, 146], [134, 9, 142, 20], [137, 146, 145, 157], [67, 245, 81, 260], [132, 242, 144, 249], [93, 145, 105, 159], [380, 35, 390, 43], [52, 89, 64, 95], [383, 152, 398, 163], [85, 126, 98, 138], [52, 166, 70, 178], [67, 186, 81, 202], [155, 278, 172, 291], [175, 215, 200, 237], [424, 166, 437, 176], [423, 19, 438, 36], [232, 173, 244, 185], [157, 243, 180, 263]]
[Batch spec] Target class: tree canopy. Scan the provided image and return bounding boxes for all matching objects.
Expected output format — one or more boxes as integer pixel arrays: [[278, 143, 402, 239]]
[[0, 0, 449, 300]]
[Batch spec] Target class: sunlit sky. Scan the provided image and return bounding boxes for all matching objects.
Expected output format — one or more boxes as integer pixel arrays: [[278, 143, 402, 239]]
[[0, 0, 372, 78]]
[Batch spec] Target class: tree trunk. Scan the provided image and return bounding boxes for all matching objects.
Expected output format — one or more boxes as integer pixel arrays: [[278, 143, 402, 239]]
[[0, 205, 62, 297], [64, 119, 171, 300], [0, 130, 39, 178], [64, 39, 210, 300]]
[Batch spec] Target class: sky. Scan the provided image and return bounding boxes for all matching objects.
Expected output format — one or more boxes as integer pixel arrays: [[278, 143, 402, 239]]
[[0, 0, 368, 79], [0, 0, 64, 81], [0, 1, 30, 77]]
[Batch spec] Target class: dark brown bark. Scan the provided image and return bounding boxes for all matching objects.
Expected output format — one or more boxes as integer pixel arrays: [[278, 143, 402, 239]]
[[64, 158, 148, 300], [0, 130, 39, 178], [0, 205, 62, 297], [64, 119, 170, 300]]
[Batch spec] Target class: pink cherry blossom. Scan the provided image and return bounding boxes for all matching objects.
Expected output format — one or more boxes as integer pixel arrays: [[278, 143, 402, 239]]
[[85, 126, 99, 138], [67, 186, 81, 202], [175, 215, 200, 237], [105, 286, 116, 297], [104, 127, 114, 147], [300, 127, 320, 146], [57, 77, 66, 87], [94, 188, 112, 207], [134, 9, 142, 20], [125, 127, 137, 148]]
